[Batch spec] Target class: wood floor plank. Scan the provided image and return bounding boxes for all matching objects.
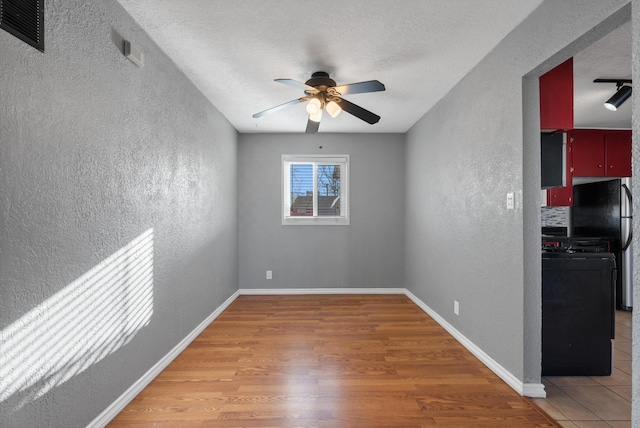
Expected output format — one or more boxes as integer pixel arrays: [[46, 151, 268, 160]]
[[107, 295, 559, 427]]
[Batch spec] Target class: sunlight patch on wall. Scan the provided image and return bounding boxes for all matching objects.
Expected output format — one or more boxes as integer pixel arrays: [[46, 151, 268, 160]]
[[0, 228, 154, 408]]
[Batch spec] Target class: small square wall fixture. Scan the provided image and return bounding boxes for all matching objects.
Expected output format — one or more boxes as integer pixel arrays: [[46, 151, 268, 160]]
[[124, 40, 144, 68]]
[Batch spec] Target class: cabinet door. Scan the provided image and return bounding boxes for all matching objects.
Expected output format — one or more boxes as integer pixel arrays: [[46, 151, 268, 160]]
[[604, 130, 631, 177], [540, 58, 574, 131], [572, 130, 605, 176], [547, 184, 573, 206], [546, 137, 573, 206]]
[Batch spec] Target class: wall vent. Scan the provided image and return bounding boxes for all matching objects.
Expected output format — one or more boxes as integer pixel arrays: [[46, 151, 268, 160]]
[[0, 0, 44, 52]]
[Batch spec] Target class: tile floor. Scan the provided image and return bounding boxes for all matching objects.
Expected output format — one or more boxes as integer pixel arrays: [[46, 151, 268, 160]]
[[533, 310, 633, 427]]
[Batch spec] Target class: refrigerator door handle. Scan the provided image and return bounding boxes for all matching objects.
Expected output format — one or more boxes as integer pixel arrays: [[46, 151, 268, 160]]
[[622, 222, 633, 250], [622, 183, 633, 250], [622, 183, 633, 215]]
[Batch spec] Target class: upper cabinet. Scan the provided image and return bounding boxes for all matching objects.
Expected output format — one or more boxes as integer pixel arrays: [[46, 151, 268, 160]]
[[540, 58, 574, 132], [572, 129, 631, 177], [544, 129, 631, 206], [604, 130, 632, 177], [571, 130, 604, 176], [546, 134, 574, 206], [541, 132, 565, 189]]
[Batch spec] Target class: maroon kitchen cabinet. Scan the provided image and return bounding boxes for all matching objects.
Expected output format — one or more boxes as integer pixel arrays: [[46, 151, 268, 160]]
[[547, 182, 573, 206], [572, 130, 605, 176], [572, 129, 631, 177], [540, 58, 574, 131], [546, 136, 573, 206], [604, 130, 632, 177]]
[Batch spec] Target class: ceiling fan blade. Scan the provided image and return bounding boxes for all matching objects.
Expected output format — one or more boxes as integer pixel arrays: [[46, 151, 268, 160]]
[[305, 117, 320, 133], [275, 78, 318, 93], [331, 80, 385, 95], [252, 97, 309, 118], [333, 97, 381, 124]]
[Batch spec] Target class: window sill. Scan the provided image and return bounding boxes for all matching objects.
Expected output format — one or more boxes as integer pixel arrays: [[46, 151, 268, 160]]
[[282, 216, 350, 226]]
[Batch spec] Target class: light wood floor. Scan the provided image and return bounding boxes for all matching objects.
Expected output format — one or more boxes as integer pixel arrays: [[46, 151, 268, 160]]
[[107, 294, 559, 427], [533, 310, 632, 427]]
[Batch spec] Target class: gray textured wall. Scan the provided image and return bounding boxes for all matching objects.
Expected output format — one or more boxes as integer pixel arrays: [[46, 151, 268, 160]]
[[0, 1, 238, 427], [632, 1, 639, 423], [405, 0, 630, 391], [238, 133, 405, 290], [1, 0, 638, 426]]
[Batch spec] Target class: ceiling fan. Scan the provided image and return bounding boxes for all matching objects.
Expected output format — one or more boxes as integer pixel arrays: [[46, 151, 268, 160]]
[[252, 71, 385, 133]]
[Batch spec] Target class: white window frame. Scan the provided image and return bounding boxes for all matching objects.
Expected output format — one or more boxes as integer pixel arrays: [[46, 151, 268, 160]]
[[282, 154, 350, 226]]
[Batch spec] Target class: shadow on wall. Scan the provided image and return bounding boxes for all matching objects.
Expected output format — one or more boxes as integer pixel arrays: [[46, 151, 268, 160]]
[[0, 228, 155, 410]]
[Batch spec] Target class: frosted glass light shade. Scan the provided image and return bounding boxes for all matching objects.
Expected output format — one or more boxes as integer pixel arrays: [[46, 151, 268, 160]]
[[326, 100, 342, 118], [306, 98, 322, 115], [309, 109, 323, 122]]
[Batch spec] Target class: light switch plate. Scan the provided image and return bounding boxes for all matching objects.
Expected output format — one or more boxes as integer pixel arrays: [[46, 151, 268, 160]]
[[506, 192, 515, 210]]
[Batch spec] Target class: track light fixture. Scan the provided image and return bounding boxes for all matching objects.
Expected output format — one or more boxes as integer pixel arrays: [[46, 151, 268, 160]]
[[604, 85, 632, 111], [594, 78, 633, 111]]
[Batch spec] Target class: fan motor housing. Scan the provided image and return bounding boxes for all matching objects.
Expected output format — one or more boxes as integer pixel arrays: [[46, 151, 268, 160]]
[[305, 71, 336, 90]]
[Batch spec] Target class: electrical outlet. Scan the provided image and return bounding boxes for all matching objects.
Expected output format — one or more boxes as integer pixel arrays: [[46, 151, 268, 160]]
[[266, 270, 272, 279], [454, 300, 459, 315]]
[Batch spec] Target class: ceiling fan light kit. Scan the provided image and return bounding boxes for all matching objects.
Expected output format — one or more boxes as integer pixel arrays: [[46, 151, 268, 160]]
[[594, 78, 632, 111], [253, 71, 385, 133]]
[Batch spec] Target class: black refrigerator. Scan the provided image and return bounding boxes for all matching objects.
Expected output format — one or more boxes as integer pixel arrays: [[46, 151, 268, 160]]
[[573, 178, 633, 311]]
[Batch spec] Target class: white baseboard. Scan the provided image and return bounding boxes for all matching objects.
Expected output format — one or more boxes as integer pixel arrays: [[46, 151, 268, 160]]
[[522, 382, 547, 398], [239, 287, 407, 295], [403, 290, 545, 398], [88, 290, 241, 428], [91, 286, 544, 427]]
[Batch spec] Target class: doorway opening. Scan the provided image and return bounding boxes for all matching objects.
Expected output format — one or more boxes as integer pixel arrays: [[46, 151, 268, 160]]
[[529, 13, 632, 426]]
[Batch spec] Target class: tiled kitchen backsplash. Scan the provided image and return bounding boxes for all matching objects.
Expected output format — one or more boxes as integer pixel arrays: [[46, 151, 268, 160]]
[[541, 206, 570, 227]]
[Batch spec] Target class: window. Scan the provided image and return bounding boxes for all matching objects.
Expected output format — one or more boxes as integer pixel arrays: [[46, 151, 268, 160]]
[[282, 154, 349, 225]]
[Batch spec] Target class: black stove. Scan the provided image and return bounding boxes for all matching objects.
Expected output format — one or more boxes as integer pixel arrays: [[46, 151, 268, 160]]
[[542, 236, 611, 254]]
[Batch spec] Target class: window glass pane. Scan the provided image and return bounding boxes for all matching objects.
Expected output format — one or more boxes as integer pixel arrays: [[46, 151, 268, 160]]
[[282, 155, 348, 225], [317, 165, 340, 216], [290, 164, 313, 216]]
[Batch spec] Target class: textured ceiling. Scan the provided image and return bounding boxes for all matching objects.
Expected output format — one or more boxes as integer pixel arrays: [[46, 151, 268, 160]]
[[116, 0, 630, 133], [116, 0, 544, 133], [573, 21, 632, 129]]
